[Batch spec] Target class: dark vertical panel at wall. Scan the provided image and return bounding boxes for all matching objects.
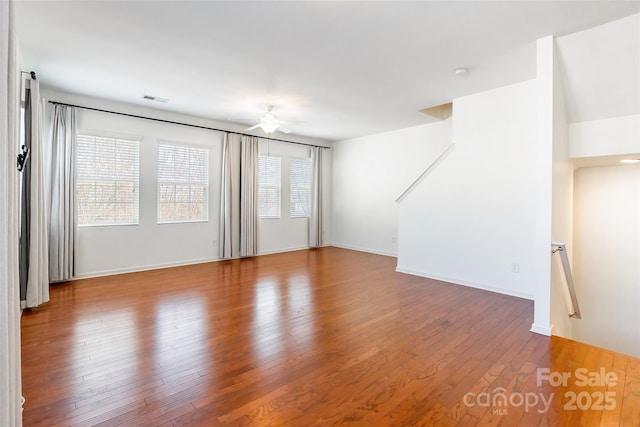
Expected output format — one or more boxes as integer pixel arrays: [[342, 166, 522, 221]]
[[19, 87, 32, 302]]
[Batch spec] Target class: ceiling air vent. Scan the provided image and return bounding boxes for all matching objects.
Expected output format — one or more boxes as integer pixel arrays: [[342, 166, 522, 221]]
[[142, 94, 169, 103]]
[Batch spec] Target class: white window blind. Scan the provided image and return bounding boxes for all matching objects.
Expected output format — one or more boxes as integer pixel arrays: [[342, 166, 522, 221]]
[[76, 134, 140, 226], [290, 158, 311, 218], [157, 143, 209, 223], [259, 155, 281, 218]]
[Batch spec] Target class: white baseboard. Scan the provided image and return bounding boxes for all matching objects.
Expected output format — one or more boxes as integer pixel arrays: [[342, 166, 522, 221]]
[[257, 245, 311, 256], [530, 323, 553, 336], [395, 266, 534, 301], [73, 245, 335, 280], [331, 243, 396, 258], [73, 257, 221, 280]]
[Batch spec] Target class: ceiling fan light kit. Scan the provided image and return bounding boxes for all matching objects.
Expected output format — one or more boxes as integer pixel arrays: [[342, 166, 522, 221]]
[[244, 106, 291, 135], [260, 122, 279, 134]]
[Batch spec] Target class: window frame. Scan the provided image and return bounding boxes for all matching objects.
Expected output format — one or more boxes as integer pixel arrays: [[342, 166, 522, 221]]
[[156, 141, 210, 225], [289, 157, 312, 219], [75, 132, 141, 227], [258, 154, 282, 219]]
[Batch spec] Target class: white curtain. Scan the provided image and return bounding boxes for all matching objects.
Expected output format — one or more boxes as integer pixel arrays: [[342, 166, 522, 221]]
[[22, 80, 49, 308], [239, 135, 258, 257], [47, 104, 76, 282], [220, 133, 239, 259], [309, 146, 323, 248], [0, 0, 24, 424], [219, 133, 258, 259]]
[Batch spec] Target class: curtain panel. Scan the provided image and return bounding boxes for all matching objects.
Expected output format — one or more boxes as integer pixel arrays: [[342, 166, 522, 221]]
[[47, 104, 77, 282], [219, 133, 258, 259], [19, 80, 49, 308], [239, 135, 258, 257], [220, 133, 238, 259], [309, 146, 323, 248]]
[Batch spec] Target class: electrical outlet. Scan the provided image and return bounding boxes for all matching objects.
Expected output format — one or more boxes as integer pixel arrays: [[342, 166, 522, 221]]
[[392, 236, 397, 244], [212, 239, 217, 246], [511, 263, 520, 273]]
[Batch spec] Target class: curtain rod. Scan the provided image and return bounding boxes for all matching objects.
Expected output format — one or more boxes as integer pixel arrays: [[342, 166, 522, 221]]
[[47, 101, 331, 149]]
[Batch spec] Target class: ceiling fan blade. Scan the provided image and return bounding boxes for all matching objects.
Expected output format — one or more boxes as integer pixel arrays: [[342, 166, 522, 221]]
[[244, 124, 261, 131], [225, 118, 256, 123]]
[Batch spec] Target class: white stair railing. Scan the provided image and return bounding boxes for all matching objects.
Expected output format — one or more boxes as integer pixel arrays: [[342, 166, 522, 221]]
[[396, 143, 455, 203], [552, 242, 581, 319]]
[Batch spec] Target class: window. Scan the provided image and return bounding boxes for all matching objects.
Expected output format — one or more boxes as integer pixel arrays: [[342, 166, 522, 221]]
[[76, 134, 140, 226], [258, 155, 281, 218], [290, 158, 311, 218], [157, 143, 209, 223]]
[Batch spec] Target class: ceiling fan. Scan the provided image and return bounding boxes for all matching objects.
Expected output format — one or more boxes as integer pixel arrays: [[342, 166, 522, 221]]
[[244, 106, 291, 135]]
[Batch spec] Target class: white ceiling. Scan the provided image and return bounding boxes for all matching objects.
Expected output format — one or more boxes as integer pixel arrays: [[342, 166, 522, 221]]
[[14, 1, 640, 141]]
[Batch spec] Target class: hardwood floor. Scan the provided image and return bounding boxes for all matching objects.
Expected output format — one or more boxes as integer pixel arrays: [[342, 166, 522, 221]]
[[21, 247, 640, 426]]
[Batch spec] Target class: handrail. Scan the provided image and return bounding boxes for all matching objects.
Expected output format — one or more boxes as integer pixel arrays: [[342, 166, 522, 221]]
[[552, 242, 581, 319], [396, 143, 455, 203]]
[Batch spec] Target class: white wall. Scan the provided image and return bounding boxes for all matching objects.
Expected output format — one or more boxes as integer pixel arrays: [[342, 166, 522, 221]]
[[72, 107, 221, 276], [531, 36, 555, 335], [397, 80, 537, 299], [43, 90, 331, 277], [572, 165, 640, 357], [569, 115, 640, 158], [553, 14, 640, 346], [332, 121, 451, 256], [550, 40, 574, 338]]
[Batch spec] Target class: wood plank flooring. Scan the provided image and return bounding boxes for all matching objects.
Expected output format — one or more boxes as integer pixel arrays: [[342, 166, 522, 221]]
[[21, 247, 640, 426]]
